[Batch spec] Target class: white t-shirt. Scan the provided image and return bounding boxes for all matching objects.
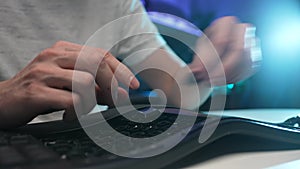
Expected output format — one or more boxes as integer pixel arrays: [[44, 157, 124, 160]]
[[0, 0, 166, 81], [0, 0, 167, 122]]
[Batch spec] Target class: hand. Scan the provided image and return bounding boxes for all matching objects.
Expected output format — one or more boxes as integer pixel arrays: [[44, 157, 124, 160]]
[[189, 16, 261, 86], [0, 41, 139, 129]]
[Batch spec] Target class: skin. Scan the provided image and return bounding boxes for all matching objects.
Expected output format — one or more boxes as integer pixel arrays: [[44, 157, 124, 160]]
[[189, 16, 259, 85], [0, 16, 260, 129], [0, 41, 139, 129], [137, 16, 259, 108]]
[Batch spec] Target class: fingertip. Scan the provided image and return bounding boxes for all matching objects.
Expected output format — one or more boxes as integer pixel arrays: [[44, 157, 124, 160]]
[[129, 76, 140, 89], [130, 76, 140, 89]]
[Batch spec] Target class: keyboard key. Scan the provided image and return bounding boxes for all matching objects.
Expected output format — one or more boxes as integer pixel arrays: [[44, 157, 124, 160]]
[[10, 135, 32, 145], [21, 144, 59, 162], [0, 146, 26, 166], [0, 138, 8, 145]]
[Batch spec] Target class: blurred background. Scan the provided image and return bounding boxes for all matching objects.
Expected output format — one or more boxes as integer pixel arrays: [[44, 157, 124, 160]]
[[140, 0, 300, 110]]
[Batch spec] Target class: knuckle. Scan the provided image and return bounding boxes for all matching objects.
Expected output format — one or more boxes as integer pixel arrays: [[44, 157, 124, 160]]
[[101, 50, 114, 61], [29, 65, 47, 76], [72, 94, 81, 106], [222, 16, 239, 23], [65, 96, 74, 108], [63, 94, 80, 109], [37, 48, 59, 61], [213, 16, 238, 26], [26, 65, 55, 84], [28, 82, 42, 94], [82, 73, 95, 87], [53, 55, 69, 65], [52, 40, 68, 48], [98, 59, 108, 68], [22, 65, 44, 81], [23, 82, 40, 99], [104, 51, 113, 59], [85, 48, 102, 62]]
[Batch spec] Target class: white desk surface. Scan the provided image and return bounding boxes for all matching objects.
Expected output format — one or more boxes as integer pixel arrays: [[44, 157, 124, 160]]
[[186, 109, 300, 169], [185, 150, 300, 169]]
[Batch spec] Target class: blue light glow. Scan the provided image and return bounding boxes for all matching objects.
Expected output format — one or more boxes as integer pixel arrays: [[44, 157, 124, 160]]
[[269, 19, 300, 55], [227, 84, 235, 90]]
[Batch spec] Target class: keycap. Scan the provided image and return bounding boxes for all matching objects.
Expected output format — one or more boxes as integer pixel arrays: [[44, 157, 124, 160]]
[[0, 146, 26, 166]]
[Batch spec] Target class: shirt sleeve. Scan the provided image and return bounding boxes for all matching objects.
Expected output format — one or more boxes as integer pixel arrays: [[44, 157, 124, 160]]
[[114, 0, 167, 67]]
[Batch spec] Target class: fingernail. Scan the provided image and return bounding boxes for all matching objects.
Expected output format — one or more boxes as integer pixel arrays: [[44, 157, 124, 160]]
[[130, 76, 140, 89]]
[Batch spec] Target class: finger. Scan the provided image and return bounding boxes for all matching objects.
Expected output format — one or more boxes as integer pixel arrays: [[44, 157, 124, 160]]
[[51, 49, 103, 78], [57, 40, 140, 89], [103, 54, 140, 89], [42, 47, 132, 107], [209, 24, 256, 85], [117, 87, 129, 101], [95, 62, 118, 106], [51, 41, 103, 73], [53, 46, 140, 90], [190, 35, 220, 81], [220, 24, 254, 83], [191, 16, 238, 81], [96, 86, 129, 106], [189, 66, 208, 82], [205, 16, 238, 56], [45, 69, 97, 115], [35, 86, 81, 115], [228, 38, 261, 82], [114, 87, 130, 107], [36, 48, 79, 70]]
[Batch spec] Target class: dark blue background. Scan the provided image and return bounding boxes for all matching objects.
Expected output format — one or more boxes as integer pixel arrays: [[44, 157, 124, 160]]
[[142, 0, 300, 109]]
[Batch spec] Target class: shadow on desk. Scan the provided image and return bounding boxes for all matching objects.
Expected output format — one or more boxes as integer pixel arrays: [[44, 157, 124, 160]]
[[162, 134, 300, 169]]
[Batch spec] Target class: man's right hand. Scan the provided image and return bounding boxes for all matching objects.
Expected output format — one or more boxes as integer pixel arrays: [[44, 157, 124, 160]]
[[0, 41, 139, 129]]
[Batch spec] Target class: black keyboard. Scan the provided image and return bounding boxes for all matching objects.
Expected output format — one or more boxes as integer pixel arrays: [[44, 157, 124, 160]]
[[40, 106, 206, 166], [0, 106, 207, 169], [1, 106, 300, 169], [40, 129, 125, 168], [0, 132, 70, 169]]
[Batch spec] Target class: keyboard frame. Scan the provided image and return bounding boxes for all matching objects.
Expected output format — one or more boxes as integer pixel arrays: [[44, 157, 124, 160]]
[[5, 105, 300, 169]]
